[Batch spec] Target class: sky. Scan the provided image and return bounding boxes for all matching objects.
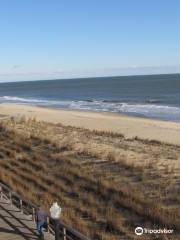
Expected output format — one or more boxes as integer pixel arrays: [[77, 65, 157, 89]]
[[0, 0, 180, 82]]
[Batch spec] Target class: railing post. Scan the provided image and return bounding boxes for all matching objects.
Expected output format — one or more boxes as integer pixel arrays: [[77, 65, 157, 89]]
[[9, 191, 12, 205], [63, 227, 67, 240], [54, 219, 60, 240], [32, 207, 36, 222], [20, 199, 23, 213], [47, 217, 50, 233], [0, 186, 2, 199]]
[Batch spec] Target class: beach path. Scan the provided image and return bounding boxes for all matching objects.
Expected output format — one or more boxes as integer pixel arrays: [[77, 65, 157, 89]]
[[0, 194, 54, 240]]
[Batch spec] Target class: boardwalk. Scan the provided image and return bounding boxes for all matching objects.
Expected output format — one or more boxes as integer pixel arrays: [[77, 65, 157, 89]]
[[0, 195, 54, 240]]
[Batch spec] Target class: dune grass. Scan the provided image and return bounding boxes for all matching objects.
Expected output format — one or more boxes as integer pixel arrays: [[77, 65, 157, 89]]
[[0, 117, 179, 239]]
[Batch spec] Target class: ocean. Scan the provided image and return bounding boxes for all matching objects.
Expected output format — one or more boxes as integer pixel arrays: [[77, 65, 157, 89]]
[[0, 74, 180, 121]]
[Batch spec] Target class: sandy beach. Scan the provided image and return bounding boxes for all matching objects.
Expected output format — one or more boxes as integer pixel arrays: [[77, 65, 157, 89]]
[[0, 103, 180, 146]]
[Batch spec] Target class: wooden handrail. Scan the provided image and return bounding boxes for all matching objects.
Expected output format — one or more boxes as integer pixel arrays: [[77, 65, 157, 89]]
[[0, 181, 90, 240]]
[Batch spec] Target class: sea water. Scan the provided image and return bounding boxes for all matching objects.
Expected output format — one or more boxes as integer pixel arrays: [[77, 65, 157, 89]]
[[0, 74, 180, 121]]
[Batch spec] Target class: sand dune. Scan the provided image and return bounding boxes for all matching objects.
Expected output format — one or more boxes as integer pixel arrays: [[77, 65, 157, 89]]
[[0, 105, 180, 239]]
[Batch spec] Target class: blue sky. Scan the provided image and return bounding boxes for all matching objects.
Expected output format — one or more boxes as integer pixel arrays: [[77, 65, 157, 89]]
[[0, 0, 180, 82]]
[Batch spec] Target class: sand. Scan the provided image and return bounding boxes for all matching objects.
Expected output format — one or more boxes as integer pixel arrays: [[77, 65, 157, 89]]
[[0, 103, 180, 146]]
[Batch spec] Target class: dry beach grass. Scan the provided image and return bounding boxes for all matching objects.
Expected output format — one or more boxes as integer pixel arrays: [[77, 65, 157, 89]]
[[0, 117, 179, 239]]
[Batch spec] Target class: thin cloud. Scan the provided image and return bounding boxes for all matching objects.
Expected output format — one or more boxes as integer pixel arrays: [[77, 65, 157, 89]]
[[12, 65, 21, 69]]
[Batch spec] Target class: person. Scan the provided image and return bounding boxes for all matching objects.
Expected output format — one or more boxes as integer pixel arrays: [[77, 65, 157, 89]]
[[36, 205, 47, 239]]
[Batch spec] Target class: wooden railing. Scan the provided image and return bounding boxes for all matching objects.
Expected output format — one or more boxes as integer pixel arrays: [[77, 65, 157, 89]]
[[0, 181, 90, 240]]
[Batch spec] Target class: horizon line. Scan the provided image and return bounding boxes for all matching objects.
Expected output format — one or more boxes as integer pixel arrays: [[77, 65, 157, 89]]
[[0, 72, 180, 84]]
